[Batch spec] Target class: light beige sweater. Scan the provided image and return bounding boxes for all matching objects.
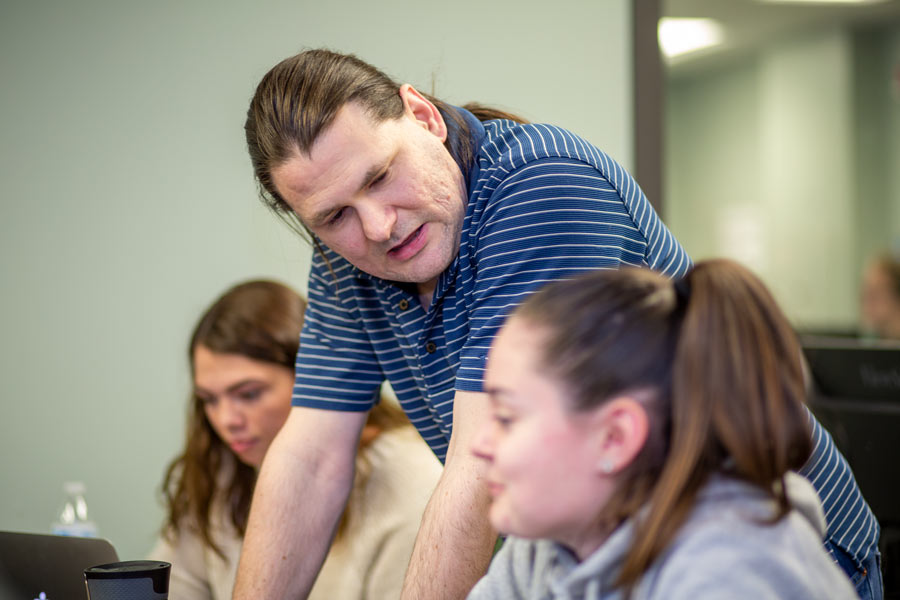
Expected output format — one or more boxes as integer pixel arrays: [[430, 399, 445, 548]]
[[149, 427, 442, 600]]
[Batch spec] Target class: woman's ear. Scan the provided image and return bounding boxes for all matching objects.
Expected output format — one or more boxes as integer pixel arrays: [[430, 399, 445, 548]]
[[593, 396, 650, 475], [398, 83, 448, 141]]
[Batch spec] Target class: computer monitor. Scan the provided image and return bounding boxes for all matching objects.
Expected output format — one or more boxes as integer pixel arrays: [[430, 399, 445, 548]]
[[801, 335, 900, 526], [800, 335, 900, 596]]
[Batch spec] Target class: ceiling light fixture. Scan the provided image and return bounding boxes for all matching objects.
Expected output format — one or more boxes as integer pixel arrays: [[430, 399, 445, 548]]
[[658, 18, 725, 59]]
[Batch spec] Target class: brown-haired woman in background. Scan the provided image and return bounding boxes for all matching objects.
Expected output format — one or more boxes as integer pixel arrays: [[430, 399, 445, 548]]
[[468, 260, 861, 599], [149, 280, 442, 600]]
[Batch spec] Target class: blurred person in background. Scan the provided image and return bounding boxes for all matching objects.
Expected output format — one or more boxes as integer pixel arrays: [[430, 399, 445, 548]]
[[861, 251, 900, 340], [149, 279, 442, 599]]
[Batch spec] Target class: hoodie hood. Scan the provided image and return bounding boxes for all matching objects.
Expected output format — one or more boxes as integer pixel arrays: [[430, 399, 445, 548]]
[[542, 472, 827, 599]]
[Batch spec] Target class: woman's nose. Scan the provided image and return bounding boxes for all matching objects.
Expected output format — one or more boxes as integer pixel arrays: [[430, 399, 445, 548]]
[[470, 421, 496, 463], [221, 401, 247, 430]]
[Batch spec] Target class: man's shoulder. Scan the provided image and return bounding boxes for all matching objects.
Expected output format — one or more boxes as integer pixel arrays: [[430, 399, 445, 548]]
[[479, 120, 604, 162], [473, 120, 627, 196]]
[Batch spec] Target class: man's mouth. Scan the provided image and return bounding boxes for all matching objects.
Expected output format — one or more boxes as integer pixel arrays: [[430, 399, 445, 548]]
[[388, 224, 426, 260]]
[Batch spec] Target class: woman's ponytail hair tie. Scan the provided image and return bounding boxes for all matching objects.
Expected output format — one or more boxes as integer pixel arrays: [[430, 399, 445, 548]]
[[673, 275, 692, 310]]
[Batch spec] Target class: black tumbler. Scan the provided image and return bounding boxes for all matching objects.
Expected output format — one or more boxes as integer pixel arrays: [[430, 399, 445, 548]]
[[84, 560, 170, 600]]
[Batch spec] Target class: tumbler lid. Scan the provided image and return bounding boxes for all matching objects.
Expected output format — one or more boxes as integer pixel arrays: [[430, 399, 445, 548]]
[[85, 560, 170, 592]]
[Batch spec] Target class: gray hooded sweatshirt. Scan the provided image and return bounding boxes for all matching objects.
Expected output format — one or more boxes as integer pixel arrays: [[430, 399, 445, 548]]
[[467, 473, 857, 600]]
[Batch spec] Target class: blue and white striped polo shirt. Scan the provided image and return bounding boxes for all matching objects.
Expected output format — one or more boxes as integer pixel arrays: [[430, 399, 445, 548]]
[[801, 410, 879, 569], [292, 111, 877, 568]]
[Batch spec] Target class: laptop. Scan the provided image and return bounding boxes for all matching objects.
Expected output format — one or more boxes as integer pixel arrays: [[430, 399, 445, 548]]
[[0, 531, 118, 600]]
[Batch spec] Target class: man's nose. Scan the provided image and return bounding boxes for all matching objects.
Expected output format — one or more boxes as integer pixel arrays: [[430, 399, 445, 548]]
[[359, 199, 396, 243]]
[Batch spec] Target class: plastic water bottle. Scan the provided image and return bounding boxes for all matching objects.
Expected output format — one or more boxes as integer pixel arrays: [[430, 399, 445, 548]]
[[51, 481, 98, 537]]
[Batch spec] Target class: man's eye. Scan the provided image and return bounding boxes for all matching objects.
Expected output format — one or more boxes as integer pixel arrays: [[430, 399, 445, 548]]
[[328, 208, 345, 224]]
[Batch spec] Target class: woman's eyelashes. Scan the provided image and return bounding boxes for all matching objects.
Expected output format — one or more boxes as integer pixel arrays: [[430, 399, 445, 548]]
[[236, 386, 264, 402], [493, 413, 515, 429], [196, 385, 265, 405]]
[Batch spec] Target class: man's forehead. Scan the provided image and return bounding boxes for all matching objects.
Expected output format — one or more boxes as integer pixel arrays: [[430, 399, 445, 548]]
[[313, 100, 391, 152], [272, 108, 389, 210], [272, 158, 355, 223]]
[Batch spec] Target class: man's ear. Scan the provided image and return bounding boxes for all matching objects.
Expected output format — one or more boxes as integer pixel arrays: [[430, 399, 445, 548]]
[[593, 397, 650, 475], [398, 83, 448, 142]]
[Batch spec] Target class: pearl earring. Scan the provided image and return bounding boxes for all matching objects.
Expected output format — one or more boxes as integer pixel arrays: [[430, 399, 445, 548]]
[[601, 458, 614, 474]]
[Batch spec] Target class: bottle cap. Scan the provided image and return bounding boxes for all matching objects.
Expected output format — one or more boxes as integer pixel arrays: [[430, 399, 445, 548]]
[[64, 481, 86, 494]]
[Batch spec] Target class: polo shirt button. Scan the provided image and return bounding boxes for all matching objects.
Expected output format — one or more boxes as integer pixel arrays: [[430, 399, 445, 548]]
[[425, 341, 437, 353], [398, 299, 409, 311]]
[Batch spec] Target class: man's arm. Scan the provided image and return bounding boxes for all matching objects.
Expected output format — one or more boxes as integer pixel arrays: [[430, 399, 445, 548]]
[[232, 405, 368, 599], [401, 389, 497, 600]]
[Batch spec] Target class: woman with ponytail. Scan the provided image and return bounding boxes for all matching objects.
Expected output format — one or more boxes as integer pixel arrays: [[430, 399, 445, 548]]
[[468, 259, 861, 599]]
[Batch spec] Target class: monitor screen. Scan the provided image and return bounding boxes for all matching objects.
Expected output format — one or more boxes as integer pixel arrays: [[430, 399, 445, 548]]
[[801, 335, 900, 526]]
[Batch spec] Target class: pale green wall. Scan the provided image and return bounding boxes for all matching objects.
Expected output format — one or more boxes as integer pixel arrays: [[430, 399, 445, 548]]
[[0, 0, 636, 561], [891, 29, 900, 244], [757, 30, 855, 328], [666, 23, 900, 331], [666, 59, 761, 265], [855, 27, 893, 267], [854, 24, 900, 281]]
